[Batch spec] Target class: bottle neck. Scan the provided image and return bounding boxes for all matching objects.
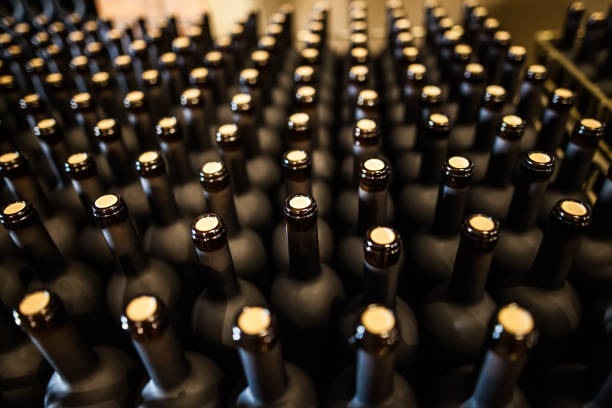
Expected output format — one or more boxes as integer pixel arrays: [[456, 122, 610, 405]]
[[555, 141, 596, 192], [131, 323, 190, 392], [7, 219, 66, 279], [485, 136, 521, 187], [29, 318, 99, 384], [468, 347, 527, 406], [287, 219, 321, 279], [363, 260, 398, 308], [139, 173, 180, 226], [183, 105, 212, 151], [238, 341, 287, 403], [75, 110, 100, 152], [449, 235, 494, 304], [457, 81, 482, 124], [352, 144, 380, 187], [220, 148, 251, 195], [99, 138, 135, 186], [354, 347, 396, 405], [40, 140, 70, 186], [432, 183, 470, 236], [473, 106, 504, 151], [159, 139, 195, 185], [285, 176, 312, 197], [419, 137, 448, 185], [530, 220, 583, 289], [101, 218, 149, 276], [203, 185, 241, 237], [194, 243, 240, 300], [128, 110, 158, 151], [234, 112, 260, 158], [536, 107, 570, 154], [505, 175, 549, 231], [4, 174, 54, 217], [501, 62, 522, 102], [358, 186, 388, 235]]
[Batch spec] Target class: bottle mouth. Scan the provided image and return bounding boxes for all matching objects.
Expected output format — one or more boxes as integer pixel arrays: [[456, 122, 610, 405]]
[[462, 214, 500, 243], [124, 91, 145, 109], [491, 303, 538, 353], [357, 89, 379, 107], [0, 200, 37, 230], [521, 151, 554, 180], [526, 64, 547, 81], [192, 213, 226, 251], [135, 151, 165, 177], [233, 306, 278, 351], [360, 158, 390, 188], [33, 118, 58, 139], [354, 118, 380, 143], [283, 150, 311, 172], [354, 304, 399, 350], [420, 85, 442, 103], [349, 65, 369, 82], [14, 289, 66, 332], [65, 152, 96, 179], [142, 69, 160, 86], [0, 151, 29, 178], [155, 117, 180, 139], [91, 193, 129, 227], [189, 67, 210, 84], [216, 123, 241, 148], [552, 199, 592, 227], [507, 45, 526, 62], [288, 112, 311, 132], [239, 68, 260, 86], [441, 156, 473, 187], [294, 65, 315, 83], [364, 225, 402, 266], [464, 63, 485, 80], [483, 85, 507, 105], [295, 86, 317, 104], [283, 193, 318, 224], [231, 93, 253, 112], [121, 294, 169, 338], [498, 115, 525, 140], [551, 88, 575, 106], [94, 118, 119, 139], [573, 118, 604, 146], [200, 161, 230, 190]]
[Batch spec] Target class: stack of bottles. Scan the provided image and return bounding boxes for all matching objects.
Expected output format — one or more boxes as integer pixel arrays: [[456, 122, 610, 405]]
[[0, 1, 611, 407]]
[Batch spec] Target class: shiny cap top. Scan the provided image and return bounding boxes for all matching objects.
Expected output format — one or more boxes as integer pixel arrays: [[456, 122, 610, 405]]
[[354, 305, 399, 351], [295, 86, 317, 104], [550, 88, 575, 107], [420, 85, 442, 103], [192, 213, 227, 251], [283, 193, 318, 228], [464, 62, 485, 80], [121, 295, 171, 339], [349, 65, 369, 82], [200, 161, 230, 190], [507, 45, 527, 62], [155, 117, 180, 139], [520, 151, 555, 181], [353, 119, 380, 145], [493, 30, 511, 46], [135, 151, 166, 177], [94, 118, 119, 139], [64, 152, 97, 180], [551, 199, 592, 228], [91, 193, 129, 227], [231, 93, 253, 112], [288, 112, 311, 132], [123, 91, 145, 109], [441, 156, 474, 188], [360, 158, 390, 190], [483, 85, 507, 105], [490, 303, 538, 356], [526, 64, 548, 81], [407, 63, 427, 81], [189, 67, 210, 85], [364, 225, 402, 266], [357, 89, 379, 107], [180, 88, 202, 107], [113, 55, 132, 70], [498, 115, 525, 141], [0, 200, 39, 230], [239, 68, 259, 86], [570, 118, 604, 148], [233, 306, 278, 351], [462, 214, 500, 245]]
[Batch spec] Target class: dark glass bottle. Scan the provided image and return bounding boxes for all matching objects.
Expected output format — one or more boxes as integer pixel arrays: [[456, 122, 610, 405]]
[[135, 151, 199, 299], [574, 11, 607, 64], [273, 149, 334, 270], [421, 214, 499, 369], [340, 117, 383, 188], [0, 150, 79, 259], [407, 156, 474, 300], [468, 115, 526, 220], [339, 158, 394, 293], [0, 200, 110, 344], [14, 290, 139, 407], [91, 71, 121, 123], [70, 91, 101, 152], [180, 87, 220, 168], [558, 1, 586, 50], [484, 30, 511, 84], [230, 306, 318, 407], [338, 89, 380, 157], [448, 63, 486, 154], [535, 88, 576, 155], [191, 213, 267, 373], [92, 193, 183, 331], [338, 226, 418, 378], [449, 44, 472, 102], [433, 303, 537, 408], [230, 93, 281, 196], [399, 113, 451, 234], [295, 83, 333, 152], [200, 160, 268, 288], [123, 90, 158, 152], [158, 51, 183, 102], [327, 304, 419, 408], [499, 199, 589, 351], [489, 152, 555, 292], [463, 85, 508, 181], [64, 152, 115, 270], [0, 297, 49, 407], [69, 56, 94, 94], [570, 165, 612, 326], [94, 118, 151, 228], [514, 64, 547, 150], [204, 50, 229, 110], [43, 73, 73, 129], [188, 67, 218, 129], [142, 69, 172, 123], [539, 118, 603, 225], [270, 193, 345, 376], [113, 55, 139, 95], [122, 294, 223, 407], [501, 45, 527, 103]]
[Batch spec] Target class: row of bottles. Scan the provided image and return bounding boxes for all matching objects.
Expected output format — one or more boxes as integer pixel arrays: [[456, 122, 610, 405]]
[[0, 0, 611, 407]]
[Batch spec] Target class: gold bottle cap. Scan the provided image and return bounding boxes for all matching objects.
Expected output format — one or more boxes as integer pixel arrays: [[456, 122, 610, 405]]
[[126, 295, 158, 322], [238, 306, 271, 335], [19, 291, 51, 316]]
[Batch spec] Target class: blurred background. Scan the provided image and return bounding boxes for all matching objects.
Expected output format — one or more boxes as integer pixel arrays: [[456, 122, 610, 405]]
[[96, 0, 611, 58]]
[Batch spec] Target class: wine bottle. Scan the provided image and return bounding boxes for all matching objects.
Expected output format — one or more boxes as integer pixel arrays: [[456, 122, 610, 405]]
[[421, 214, 499, 369], [489, 151, 555, 292], [113, 55, 139, 95], [122, 295, 223, 407], [141, 69, 172, 123], [399, 113, 451, 233], [407, 156, 474, 300], [92, 193, 184, 332], [500, 45, 527, 103], [340, 65, 369, 128], [499, 199, 589, 350], [327, 305, 419, 408], [448, 63, 486, 153], [69, 55, 94, 94], [338, 89, 380, 157], [188, 67, 218, 128], [270, 193, 345, 376], [123, 90, 158, 151], [14, 290, 139, 407], [484, 30, 511, 84], [0, 200, 111, 344], [104, 28, 125, 60], [87, 41, 112, 74], [574, 11, 607, 65], [569, 165, 612, 326], [230, 306, 318, 407], [191, 213, 267, 373], [534, 88, 575, 155], [539, 118, 603, 225], [44, 73, 73, 129], [171, 36, 195, 78], [158, 52, 183, 102], [338, 226, 419, 378], [463, 85, 508, 181], [180, 87, 219, 165], [199, 160, 268, 288], [94, 118, 151, 227], [338, 158, 394, 292], [70, 91, 101, 152], [204, 50, 229, 108], [467, 115, 526, 220], [558, 1, 586, 50], [340, 118, 382, 188], [92, 71, 122, 122], [0, 150, 80, 259], [135, 151, 199, 299], [273, 149, 334, 270], [64, 152, 115, 270], [515, 64, 547, 130], [433, 303, 537, 408], [295, 84, 333, 152], [128, 39, 150, 81]]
